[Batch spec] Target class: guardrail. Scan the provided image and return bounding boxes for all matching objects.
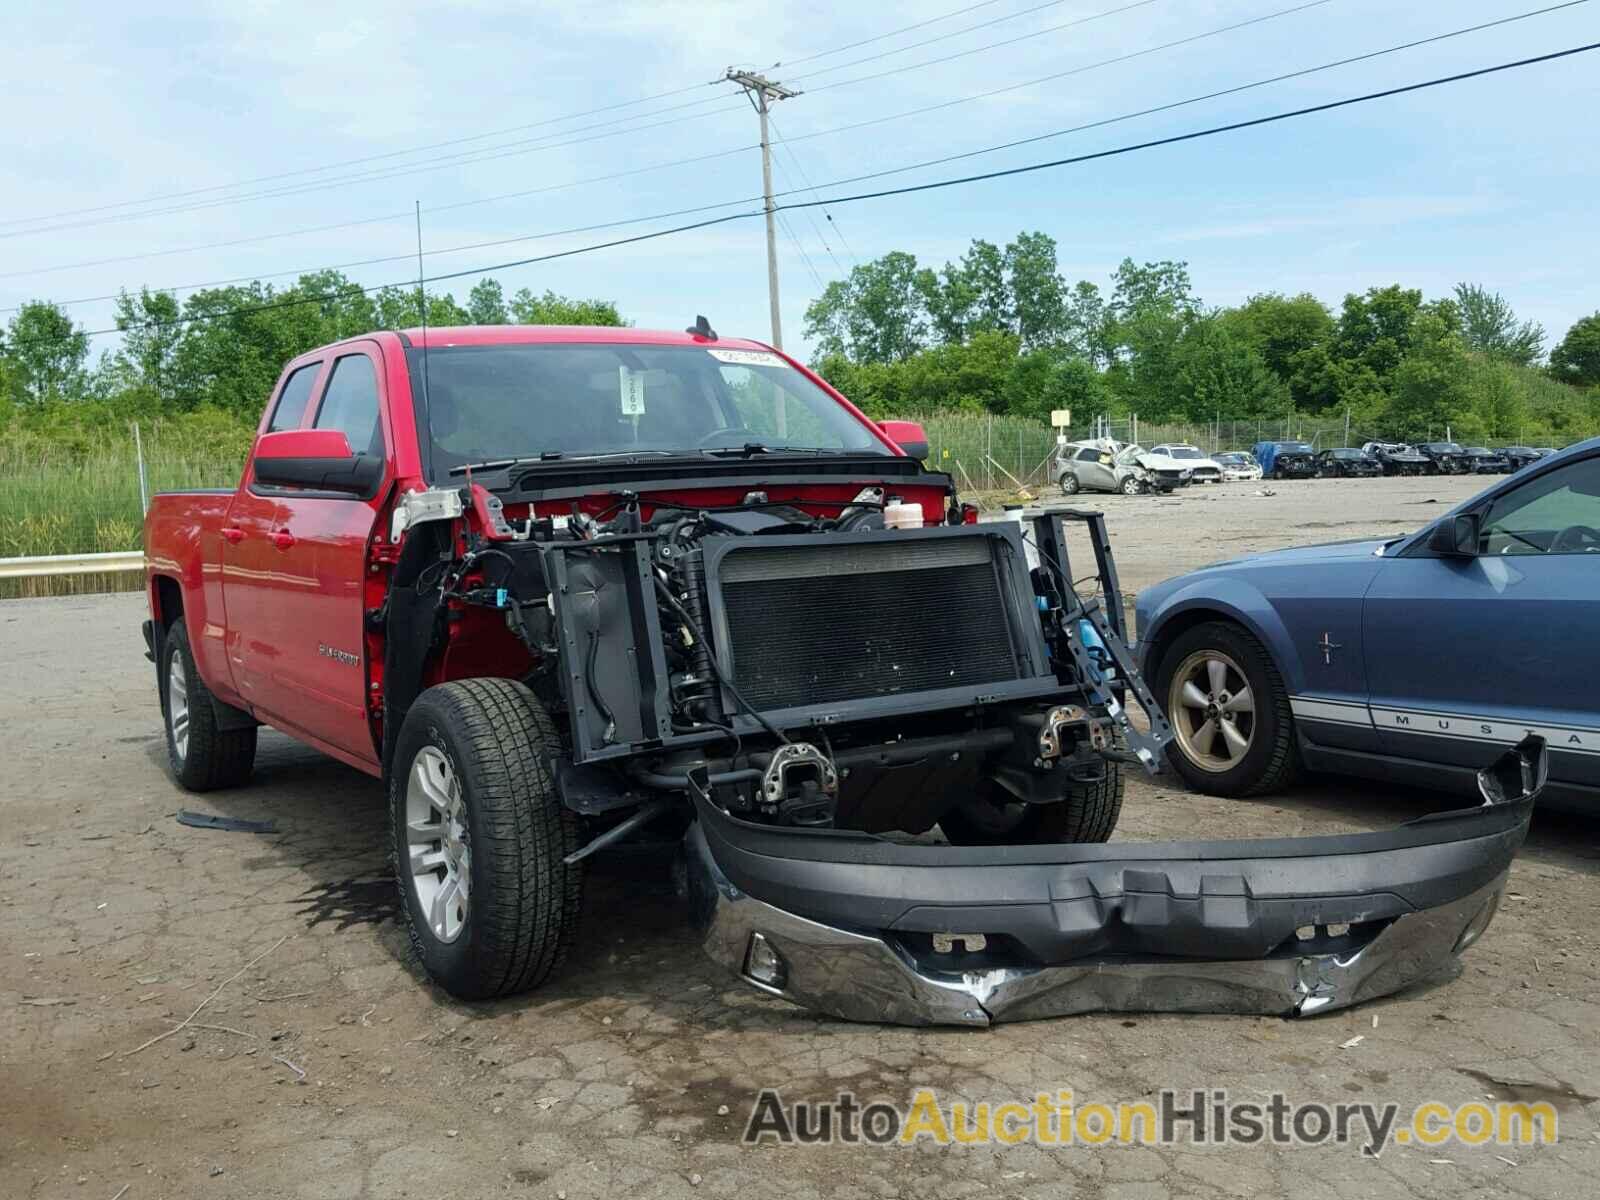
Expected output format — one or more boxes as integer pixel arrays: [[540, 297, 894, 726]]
[[0, 551, 144, 581]]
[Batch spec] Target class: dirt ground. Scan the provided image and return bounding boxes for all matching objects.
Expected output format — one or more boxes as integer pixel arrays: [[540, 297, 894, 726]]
[[3, 474, 1597, 1199]]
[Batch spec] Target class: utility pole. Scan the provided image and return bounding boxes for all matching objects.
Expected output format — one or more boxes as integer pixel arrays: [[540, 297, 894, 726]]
[[724, 68, 799, 350]]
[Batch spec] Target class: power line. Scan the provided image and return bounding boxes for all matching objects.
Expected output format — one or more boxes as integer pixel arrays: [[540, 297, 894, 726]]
[[800, 0, 1331, 112], [13, 40, 1593, 350], [778, 0, 1013, 68], [0, 0, 1029, 233], [0, 143, 760, 288], [0, 99, 751, 243], [0, 0, 1179, 244], [770, 153, 844, 278], [793, 0, 1167, 85], [6, 2, 1581, 308], [0, 0, 1339, 279], [776, 1, 1596, 198], [769, 119, 852, 273], [0, 80, 721, 232]]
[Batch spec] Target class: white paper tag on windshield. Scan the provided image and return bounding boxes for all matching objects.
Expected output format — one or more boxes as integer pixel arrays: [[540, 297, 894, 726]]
[[618, 365, 646, 415], [705, 348, 788, 369]]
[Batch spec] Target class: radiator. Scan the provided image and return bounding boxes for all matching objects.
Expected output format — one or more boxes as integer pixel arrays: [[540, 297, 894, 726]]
[[711, 534, 1024, 713]]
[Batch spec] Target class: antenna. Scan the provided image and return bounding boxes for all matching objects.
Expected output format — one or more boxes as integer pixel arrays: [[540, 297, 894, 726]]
[[414, 200, 435, 479]]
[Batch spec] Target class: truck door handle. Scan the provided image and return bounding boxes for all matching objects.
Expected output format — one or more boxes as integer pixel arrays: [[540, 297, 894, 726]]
[[271, 529, 296, 550], [221, 527, 245, 544]]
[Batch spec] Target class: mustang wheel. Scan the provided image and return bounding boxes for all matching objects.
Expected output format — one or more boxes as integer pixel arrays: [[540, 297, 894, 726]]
[[1060, 472, 1081, 496], [1154, 621, 1297, 797], [391, 678, 582, 1000]]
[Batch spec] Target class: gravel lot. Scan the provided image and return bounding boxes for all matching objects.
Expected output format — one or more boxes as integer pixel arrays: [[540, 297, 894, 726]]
[[3, 474, 1596, 1199]]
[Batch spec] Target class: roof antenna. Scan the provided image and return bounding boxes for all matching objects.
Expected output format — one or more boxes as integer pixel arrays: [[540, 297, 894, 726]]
[[686, 314, 718, 341], [414, 200, 435, 478]]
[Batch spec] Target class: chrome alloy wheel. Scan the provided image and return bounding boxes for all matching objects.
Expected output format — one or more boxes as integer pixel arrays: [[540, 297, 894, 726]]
[[167, 652, 190, 762], [406, 746, 471, 943], [1168, 649, 1256, 772]]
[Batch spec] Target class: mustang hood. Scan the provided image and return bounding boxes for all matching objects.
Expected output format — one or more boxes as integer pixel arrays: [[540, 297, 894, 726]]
[[1194, 537, 1389, 573]]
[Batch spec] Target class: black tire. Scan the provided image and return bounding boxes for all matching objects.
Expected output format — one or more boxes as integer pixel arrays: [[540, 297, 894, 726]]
[[1152, 621, 1297, 798], [160, 618, 256, 791], [940, 762, 1124, 846], [1059, 471, 1081, 496], [1119, 474, 1142, 496], [390, 678, 582, 1001]]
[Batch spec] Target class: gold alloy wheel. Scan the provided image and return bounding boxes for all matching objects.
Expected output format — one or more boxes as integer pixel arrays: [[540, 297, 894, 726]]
[[1167, 648, 1256, 772]]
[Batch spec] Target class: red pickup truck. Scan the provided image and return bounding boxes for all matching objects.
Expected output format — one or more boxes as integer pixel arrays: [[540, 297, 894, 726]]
[[142, 322, 1536, 1025]]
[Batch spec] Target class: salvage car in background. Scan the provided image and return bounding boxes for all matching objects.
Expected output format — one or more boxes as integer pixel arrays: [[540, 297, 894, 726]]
[[1252, 440, 1317, 479], [1149, 443, 1224, 483], [1414, 441, 1470, 475], [1215, 451, 1262, 481], [1461, 446, 1511, 474], [1363, 441, 1430, 475], [1500, 445, 1544, 471], [1136, 436, 1600, 809], [1057, 441, 1188, 495], [1315, 447, 1382, 478], [1057, 441, 1159, 495]]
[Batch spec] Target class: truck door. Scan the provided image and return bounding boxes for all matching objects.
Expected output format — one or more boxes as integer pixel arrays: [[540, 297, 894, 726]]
[[221, 359, 324, 709], [1363, 450, 1600, 793], [251, 345, 394, 765]]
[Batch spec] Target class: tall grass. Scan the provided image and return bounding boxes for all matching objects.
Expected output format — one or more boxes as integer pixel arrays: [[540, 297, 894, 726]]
[[0, 420, 248, 597]]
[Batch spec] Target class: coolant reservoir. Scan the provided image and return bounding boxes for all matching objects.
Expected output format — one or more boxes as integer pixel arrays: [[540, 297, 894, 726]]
[[883, 500, 923, 529]]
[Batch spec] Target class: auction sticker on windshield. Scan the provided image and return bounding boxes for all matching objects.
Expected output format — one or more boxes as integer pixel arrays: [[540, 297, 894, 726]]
[[706, 348, 789, 368]]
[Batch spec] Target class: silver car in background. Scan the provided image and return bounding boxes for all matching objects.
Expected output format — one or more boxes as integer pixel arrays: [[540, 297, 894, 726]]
[[1056, 442, 1184, 495]]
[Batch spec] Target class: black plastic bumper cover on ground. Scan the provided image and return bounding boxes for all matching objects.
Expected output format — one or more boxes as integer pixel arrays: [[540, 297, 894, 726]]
[[685, 774, 1535, 1025]]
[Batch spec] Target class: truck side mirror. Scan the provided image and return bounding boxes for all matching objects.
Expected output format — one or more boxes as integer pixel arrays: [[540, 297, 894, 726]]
[[253, 429, 383, 496], [878, 419, 929, 461], [1426, 512, 1481, 557]]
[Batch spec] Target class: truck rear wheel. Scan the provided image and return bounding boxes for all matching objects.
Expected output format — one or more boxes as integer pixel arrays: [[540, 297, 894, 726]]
[[390, 678, 582, 1000], [161, 618, 256, 791], [940, 763, 1124, 846]]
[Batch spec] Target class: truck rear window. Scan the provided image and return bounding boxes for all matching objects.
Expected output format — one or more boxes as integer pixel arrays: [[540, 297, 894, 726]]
[[404, 343, 888, 479]]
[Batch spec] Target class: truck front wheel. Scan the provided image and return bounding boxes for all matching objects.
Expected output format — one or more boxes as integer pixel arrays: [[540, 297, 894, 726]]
[[940, 763, 1124, 846], [390, 679, 582, 1000], [161, 618, 256, 791]]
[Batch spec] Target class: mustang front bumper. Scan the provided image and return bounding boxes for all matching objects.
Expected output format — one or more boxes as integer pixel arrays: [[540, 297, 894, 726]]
[[685, 740, 1543, 1026]]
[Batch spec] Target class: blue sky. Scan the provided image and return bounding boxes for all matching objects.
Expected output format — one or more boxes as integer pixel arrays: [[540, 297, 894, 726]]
[[2, 0, 1596, 360]]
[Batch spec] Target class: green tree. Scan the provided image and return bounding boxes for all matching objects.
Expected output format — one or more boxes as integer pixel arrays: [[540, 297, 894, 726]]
[[1001, 349, 1107, 422], [1550, 312, 1600, 387], [1101, 259, 1198, 418], [801, 252, 928, 363], [1063, 280, 1109, 364], [467, 278, 510, 324], [4, 301, 89, 404], [1173, 315, 1289, 420], [111, 288, 183, 402], [1453, 283, 1544, 367], [1385, 313, 1474, 440], [1004, 231, 1068, 351], [508, 288, 625, 327], [1221, 292, 1336, 409]]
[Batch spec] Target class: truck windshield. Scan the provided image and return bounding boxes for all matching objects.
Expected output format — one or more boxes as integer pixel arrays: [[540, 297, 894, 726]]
[[407, 343, 889, 477]]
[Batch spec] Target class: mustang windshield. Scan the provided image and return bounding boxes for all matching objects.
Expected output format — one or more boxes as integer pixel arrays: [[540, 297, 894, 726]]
[[408, 343, 889, 477]]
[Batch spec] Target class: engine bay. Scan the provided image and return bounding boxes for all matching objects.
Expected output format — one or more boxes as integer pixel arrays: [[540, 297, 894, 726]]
[[380, 476, 1171, 842]]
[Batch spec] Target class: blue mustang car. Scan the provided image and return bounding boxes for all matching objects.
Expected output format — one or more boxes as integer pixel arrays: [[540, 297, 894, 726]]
[[1135, 437, 1600, 808]]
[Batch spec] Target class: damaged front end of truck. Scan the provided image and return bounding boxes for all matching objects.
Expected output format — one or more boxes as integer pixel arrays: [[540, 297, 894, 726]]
[[391, 464, 1537, 1025]]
